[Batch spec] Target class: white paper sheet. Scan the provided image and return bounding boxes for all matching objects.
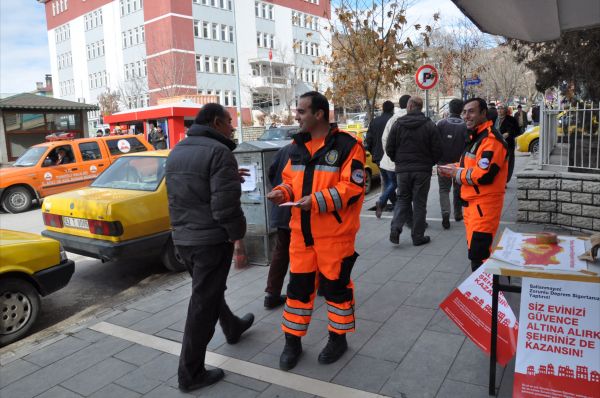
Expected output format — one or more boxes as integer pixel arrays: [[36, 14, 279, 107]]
[[240, 165, 257, 192]]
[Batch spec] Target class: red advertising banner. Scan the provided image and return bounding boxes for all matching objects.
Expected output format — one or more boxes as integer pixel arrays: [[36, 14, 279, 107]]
[[440, 267, 519, 366], [514, 278, 600, 398]]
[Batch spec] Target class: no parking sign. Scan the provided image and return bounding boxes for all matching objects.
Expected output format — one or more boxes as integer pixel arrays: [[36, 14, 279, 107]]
[[415, 64, 439, 90]]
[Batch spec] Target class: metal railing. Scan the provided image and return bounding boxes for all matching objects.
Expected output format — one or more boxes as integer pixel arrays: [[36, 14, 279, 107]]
[[540, 101, 600, 173]]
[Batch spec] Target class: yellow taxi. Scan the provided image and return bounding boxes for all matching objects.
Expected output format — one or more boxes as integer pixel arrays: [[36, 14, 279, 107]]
[[342, 124, 381, 194], [1, 229, 74, 346], [516, 125, 541, 153], [40, 150, 185, 272]]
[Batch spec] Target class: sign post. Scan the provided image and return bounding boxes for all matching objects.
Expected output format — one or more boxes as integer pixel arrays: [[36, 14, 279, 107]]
[[415, 64, 439, 117]]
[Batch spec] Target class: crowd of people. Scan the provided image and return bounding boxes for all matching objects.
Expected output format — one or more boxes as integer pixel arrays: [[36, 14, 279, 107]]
[[163, 91, 515, 392]]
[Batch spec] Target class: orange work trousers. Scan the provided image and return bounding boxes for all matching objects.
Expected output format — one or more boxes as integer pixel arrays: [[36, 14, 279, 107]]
[[282, 237, 357, 337], [463, 197, 504, 271]]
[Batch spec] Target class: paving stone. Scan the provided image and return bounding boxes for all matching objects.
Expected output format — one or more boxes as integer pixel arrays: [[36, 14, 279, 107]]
[[89, 383, 141, 398], [404, 271, 462, 309], [356, 281, 418, 322], [106, 309, 154, 327], [359, 306, 435, 363], [129, 303, 188, 335], [223, 373, 269, 392], [61, 357, 137, 396], [434, 253, 469, 274], [115, 369, 162, 394], [155, 328, 184, 343], [137, 353, 179, 382], [0, 358, 40, 388], [380, 330, 464, 398], [392, 255, 441, 283], [185, 380, 260, 398], [215, 337, 270, 361], [497, 360, 515, 397], [0, 336, 132, 398], [425, 309, 463, 336], [235, 319, 282, 345], [332, 354, 396, 393], [257, 384, 315, 398], [168, 318, 186, 333], [69, 328, 105, 343], [34, 385, 83, 398], [436, 379, 490, 398], [446, 339, 503, 387], [114, 344, 163, 366], [355, 255, 411, 284], [130, 285, 190, 314], [142, 384, 195, 397], [24, 336, 90, 367]]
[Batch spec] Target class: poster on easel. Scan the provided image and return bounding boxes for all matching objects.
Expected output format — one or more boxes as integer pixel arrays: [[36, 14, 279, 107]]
[[514, 278, 600, 398], [440, 267, 519, 366]]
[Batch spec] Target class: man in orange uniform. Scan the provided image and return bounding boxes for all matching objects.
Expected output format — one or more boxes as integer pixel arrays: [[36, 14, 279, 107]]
[[267, 91, 365, 371], [438, 98, 508, 272]]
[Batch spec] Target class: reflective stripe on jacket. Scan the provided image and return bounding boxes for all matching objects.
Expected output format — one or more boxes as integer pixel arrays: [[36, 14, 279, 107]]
[[274, 126, 365, 246]]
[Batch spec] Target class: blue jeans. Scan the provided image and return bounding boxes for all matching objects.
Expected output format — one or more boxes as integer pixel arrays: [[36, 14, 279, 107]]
[[377, 169, 397, 207]]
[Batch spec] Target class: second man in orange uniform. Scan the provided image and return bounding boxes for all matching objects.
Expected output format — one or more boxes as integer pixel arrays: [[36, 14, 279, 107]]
[[267, 91, 365, 371]]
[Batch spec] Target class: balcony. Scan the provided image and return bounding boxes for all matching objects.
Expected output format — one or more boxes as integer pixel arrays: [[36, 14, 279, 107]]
[[248, 75, 290, 89]]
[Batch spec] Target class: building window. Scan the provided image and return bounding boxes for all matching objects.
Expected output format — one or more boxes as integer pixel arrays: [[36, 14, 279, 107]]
[[193, 20, 199, 37], [232, 91, 237, 106], [268, 5, 274, 20], [230, 59, 235, 74], [211, 23, 218, 40], [212, 56, 219, 73], [204, 55, 210, 72], [222, 57, 228, 74], [221, 24, 227, 41], [196, 55, 202, 72], [202, 21, 209, 38], [224, 90, 230, 106], [229, 26, 234, 42]]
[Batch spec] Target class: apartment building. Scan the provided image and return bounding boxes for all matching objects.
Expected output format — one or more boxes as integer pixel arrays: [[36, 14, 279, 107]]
[[41, 0, 332, 129]]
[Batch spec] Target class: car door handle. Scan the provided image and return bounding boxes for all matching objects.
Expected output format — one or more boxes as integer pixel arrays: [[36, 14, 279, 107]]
[[69, 168, 78, 171], [98, 164, 105, 167]]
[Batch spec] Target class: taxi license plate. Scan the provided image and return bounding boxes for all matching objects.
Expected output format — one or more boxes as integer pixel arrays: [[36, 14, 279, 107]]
[[63, 217, 89, 230]]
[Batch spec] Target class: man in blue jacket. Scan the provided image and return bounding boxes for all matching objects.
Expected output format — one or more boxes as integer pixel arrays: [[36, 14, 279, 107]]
[[166, 103, 254, 392]]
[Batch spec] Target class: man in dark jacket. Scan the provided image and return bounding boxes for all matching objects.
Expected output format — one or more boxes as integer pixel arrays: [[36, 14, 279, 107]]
[[166, 103, 254, 392], [365, 100, 395, 165], [437, 99, 467, 229], [386, 96, 442, 246], [365, 100, 396, 218], [264, 144, 293, 309], [487, 102, 498, 124], [495, 104, 520, 182]]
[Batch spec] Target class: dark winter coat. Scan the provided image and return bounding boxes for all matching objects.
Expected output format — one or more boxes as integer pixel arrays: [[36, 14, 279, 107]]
[[437, 115, 468, 164], [385, 111, 443, 173], [497, 115, 520, 147], [365, 111, 394, 163], [165, 124, 246, 246]]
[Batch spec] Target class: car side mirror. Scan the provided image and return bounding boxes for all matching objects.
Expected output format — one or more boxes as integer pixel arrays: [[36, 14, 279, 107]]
[[43, 159, 53, 167]]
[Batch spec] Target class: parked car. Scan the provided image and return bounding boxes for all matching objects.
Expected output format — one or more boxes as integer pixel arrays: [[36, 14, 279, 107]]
[[0, 229, 74, 346], [0, 135, 153, 213], [257, 126, 299, 141], [41, 151, 186, 272]]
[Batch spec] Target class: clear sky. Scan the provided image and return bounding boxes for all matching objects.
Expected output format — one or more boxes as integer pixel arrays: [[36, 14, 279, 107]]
[[0, 0, 467, 95]]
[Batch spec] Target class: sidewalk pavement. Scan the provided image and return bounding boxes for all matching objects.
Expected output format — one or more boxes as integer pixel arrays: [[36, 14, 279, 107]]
[[0, 154, 574, 398]]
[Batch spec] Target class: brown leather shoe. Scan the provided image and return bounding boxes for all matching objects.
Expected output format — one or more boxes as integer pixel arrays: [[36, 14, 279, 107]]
[[375, 202, 383, 218]]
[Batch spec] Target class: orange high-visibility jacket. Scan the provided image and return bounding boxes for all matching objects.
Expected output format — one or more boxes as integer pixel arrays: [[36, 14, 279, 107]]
[[455, 120, 508, 201], [274, 126, 366, 246]]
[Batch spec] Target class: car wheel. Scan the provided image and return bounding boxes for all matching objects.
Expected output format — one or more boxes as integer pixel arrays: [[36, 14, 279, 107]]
[[529, 138, 539, 154], [0, 278, 41, 347], [2, 186, 32, 213], [161, 238, 186, 272], [364, 169, 372, 194]]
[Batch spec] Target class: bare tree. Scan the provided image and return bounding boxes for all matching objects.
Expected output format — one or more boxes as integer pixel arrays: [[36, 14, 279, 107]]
[[323, 0, 438, 122], [97, 89, 120, 116], [430, 18, 485, 98], [116, 76, 148, 110]]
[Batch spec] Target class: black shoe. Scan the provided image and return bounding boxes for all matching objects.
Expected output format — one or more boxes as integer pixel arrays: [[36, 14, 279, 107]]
[[406, 220, 413, 229], [413, 236, 431, 246], [280, 333, 302, 371], [455, 215, 463, 222], [226, 313, 254, 344], [389, 229, 400, 244], [179, 368, 224, 392], [264, 294, 286, 309], [318, 332, 348, 364], [442, 214, 450, 229], [375, 202, 383, 219]]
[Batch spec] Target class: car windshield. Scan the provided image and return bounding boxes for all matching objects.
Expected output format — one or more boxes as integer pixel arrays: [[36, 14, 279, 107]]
[[258, 128, 297, 141], [13, 147, 47, 167], [91, 156, 166, 191]]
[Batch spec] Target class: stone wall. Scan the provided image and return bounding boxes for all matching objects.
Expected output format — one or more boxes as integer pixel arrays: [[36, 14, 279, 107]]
[[517, 170, 600, 232]]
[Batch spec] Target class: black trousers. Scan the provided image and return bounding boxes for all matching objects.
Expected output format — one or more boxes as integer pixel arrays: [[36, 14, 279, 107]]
[[391, 171, 431, 242], [265, 228, 291, 296], [507, 143, 516, 183], [177, 242, 237, 387]]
